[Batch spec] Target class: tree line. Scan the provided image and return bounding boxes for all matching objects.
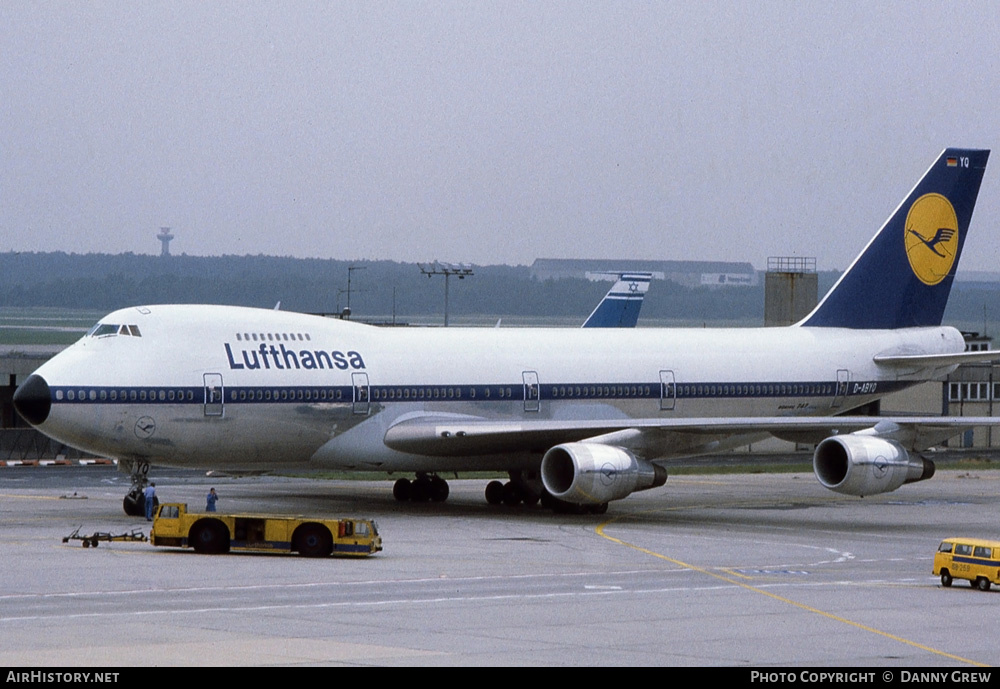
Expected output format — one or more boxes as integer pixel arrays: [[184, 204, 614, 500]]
[[2, 251, 995, 327]]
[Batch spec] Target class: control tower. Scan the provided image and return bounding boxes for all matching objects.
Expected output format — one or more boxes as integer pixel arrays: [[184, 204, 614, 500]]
[[157, 227, 174, 257]]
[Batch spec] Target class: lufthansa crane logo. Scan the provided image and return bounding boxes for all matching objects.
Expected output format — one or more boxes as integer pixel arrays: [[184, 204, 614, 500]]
[[904, 193, 959, 285]]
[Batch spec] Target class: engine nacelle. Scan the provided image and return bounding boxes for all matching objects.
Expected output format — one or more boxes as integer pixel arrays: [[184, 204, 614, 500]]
[[813, 434, 935, 497], [540, 443, 667, 505]]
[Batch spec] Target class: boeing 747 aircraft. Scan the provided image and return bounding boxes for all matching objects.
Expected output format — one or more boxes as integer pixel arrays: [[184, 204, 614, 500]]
[[13, 148, 997, 514]]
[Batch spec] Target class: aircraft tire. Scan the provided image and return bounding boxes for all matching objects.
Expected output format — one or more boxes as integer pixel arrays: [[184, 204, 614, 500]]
[[485, 481, 504, 505], [123, 494, 141, 517], [501, 481, 521, 506], [940, 571, 953, 587], [410, 477, 431, 502], [295, 524, 333, 558], [430, 477, 449, 502], [393, 478, 412, 502]]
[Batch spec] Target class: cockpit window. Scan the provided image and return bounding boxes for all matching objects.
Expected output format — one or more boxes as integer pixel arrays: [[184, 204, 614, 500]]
[[89, 324, 119, 337], [88, 323, 142, 338]]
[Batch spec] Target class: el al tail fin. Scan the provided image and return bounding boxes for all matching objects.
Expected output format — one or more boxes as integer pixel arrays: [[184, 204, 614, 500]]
[[801, 148, 989, 329], [582, 272, 652, 328]]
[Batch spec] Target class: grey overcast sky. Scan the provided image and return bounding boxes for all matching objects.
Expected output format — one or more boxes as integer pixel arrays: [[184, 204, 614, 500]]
[[3, 2, 999, 271]]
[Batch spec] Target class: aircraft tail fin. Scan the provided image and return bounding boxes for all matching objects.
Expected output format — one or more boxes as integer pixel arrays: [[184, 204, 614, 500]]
[[582, 272, 652, 328], [801, 148, 989, 329]]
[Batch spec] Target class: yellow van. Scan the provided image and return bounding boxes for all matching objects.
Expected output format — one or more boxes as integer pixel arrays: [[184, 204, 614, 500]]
[[933, 538, 1000, 591]]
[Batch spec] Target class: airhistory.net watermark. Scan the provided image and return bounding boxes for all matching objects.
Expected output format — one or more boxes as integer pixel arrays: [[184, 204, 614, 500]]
[[6, 672, 119, 683]]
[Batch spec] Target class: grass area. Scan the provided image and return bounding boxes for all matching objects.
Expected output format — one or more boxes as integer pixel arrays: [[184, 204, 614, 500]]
[[939, 455, 1000, 471], [0, 307, 102, 345], [289, 455, 1000, 481], [285, 470, 508, 481], [0, 329, 86, 345], [667, 462, 814, 475]]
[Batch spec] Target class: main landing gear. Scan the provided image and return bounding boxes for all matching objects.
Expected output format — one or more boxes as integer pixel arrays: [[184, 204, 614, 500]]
[[390, 470, 609, 514], [120, 459, 158, 517], [486, 471, 608, 514], [484, 472, 540, 507], [392, 473, 450, 503]]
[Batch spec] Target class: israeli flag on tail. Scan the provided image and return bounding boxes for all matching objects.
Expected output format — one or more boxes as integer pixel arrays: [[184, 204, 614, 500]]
[[801, 148, 989, 329], [582, 272, 653, 328]]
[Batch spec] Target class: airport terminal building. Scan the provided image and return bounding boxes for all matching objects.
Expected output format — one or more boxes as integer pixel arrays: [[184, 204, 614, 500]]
[[529, 258, 758, 288]]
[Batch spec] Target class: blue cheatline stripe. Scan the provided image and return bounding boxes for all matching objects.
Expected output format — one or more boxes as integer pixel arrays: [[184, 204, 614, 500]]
[[48, 379, 912, 405], [333, 543, 377, 553], [952, 556, 1000, 568]]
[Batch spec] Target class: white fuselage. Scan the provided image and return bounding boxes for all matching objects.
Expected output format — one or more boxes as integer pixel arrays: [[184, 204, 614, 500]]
[[27, 304, 964, 473]]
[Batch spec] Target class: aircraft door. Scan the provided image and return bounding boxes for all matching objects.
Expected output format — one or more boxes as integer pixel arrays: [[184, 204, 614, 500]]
[[523, 371, 540, 412], [832, 369, 850, 409], [659, 370, 676, 411], [203, 373, 224, 417], [352, 372, 370, 415]]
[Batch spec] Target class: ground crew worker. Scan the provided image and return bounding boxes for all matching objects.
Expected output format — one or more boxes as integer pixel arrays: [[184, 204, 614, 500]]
[[144, 482, 156, 521]]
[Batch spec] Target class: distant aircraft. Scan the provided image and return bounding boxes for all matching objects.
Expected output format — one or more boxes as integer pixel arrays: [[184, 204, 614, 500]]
[[13, 148, 999, 515], [581, 272, 652, 328]]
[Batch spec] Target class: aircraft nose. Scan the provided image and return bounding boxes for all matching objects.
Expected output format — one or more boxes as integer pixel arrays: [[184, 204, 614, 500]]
[[13, 374, 52, 426]]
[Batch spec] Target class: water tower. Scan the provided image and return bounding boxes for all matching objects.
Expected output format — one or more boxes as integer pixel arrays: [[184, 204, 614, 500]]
[[157, 227, 174, 257]]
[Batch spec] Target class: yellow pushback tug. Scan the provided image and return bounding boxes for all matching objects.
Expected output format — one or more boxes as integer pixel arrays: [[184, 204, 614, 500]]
[[151, 503, 381, 557]]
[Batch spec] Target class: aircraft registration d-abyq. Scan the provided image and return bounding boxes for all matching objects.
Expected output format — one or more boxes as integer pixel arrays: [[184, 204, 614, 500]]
[[12, 148, 1000, 515]]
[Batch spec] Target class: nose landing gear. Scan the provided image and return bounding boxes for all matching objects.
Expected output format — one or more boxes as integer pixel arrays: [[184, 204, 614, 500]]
[[120, 459, 158, 517]]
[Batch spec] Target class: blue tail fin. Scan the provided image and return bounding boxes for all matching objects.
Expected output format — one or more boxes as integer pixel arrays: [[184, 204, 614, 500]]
[[801, 148, 989, 329], [582, 272, 652, 328]]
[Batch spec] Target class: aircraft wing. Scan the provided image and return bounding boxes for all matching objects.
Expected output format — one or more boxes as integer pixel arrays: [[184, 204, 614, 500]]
[[383, 414, 1000, 459]]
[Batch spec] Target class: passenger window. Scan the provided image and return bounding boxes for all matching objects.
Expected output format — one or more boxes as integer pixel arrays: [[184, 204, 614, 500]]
[[955, 544, 973, 556], [974, 547, 992, 558]]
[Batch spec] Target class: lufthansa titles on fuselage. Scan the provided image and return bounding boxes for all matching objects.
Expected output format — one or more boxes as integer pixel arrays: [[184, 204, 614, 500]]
[[224, 342, 366, 371]]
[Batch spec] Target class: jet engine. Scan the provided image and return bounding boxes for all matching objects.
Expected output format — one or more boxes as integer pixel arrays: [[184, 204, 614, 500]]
[[813, 434, 935, 497], [540, 443, 667, 505]]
